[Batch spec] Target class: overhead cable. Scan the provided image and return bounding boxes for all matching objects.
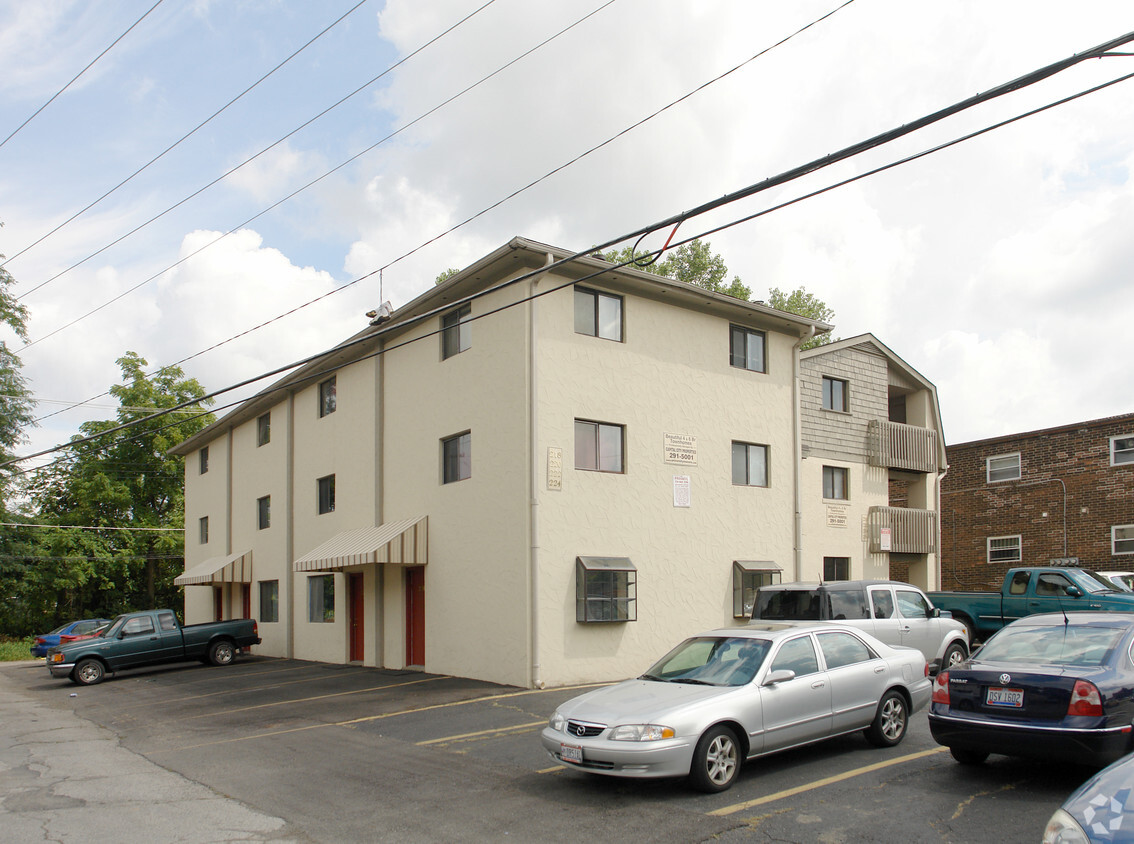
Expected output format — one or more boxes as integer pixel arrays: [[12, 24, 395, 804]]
[[0, 0, 166, 150], [7, 30, 1134, 468]]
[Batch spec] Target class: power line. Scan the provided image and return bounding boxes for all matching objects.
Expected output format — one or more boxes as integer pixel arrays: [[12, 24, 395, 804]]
[[0, 0, 166, 150], [8, 30, 1134, 470], [15, 0, 619, 346], [20, 0, 853, 424]]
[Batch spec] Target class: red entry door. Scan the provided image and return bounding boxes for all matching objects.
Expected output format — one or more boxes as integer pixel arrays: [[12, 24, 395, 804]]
[[214, 587, 224, 621], [242, 584, 251, 619], [405, 567, 425, 667], [348, 573, 364, 662]]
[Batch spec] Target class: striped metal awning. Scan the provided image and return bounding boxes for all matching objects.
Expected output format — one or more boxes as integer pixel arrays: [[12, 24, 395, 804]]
[[293, 516, 428, 572], [174, 550, 252, 586]]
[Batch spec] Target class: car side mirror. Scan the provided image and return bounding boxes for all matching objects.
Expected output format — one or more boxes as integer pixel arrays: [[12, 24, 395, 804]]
[[930, 608, 940, 618], [1066, 586, 1082, 598], [762, 669, 796, 686]]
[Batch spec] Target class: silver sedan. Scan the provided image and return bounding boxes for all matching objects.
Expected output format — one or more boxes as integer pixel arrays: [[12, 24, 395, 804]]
[[541, 621, 932, 792]]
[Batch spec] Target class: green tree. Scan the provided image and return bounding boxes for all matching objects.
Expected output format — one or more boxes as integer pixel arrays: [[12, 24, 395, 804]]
[[0, 253, 35, 510], [602, 238, 752, 300], [435, 268, 460, 285], [11, 353, 216, 633], [767, 286, 836, 349]]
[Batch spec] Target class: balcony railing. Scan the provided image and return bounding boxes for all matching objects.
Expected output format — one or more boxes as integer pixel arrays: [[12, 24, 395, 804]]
[[867, 506, 937, 554], [867, 419, 938, 474]]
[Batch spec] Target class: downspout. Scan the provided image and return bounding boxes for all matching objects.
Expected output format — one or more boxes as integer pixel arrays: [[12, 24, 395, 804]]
[[529, 252, 554, 690], [375, 338, 385, 667], [225, 428, 234, 618], [792, 327, 816, 581], [935, 464, 948, 592], [285, 390, 295, 658]]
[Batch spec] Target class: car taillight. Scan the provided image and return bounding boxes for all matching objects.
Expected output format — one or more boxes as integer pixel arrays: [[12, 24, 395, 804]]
[[932, 671, 950, 705], [1067, 680, 1103, 717], [253, 621, 258, 637]]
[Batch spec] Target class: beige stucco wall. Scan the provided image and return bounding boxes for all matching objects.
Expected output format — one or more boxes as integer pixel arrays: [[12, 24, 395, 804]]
[[532, 278, 798, 686]]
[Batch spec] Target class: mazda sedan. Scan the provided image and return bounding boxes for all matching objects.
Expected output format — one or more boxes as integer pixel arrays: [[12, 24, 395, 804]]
[[929, 613, 1134, 767], [540, 622, 931, 792]]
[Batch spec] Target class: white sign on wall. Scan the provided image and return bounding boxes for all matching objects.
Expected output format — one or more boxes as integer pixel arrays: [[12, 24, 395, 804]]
[[663, 433, 697, 466], [826, 504, 849, 528], [880, 527, 892, 552], [673, 475, 691, 508], [547, 447, 563, 491]]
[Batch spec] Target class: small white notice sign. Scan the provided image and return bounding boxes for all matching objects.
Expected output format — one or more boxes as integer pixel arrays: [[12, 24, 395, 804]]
[[673, 475, 691, 508], [826, 504, 849, 528], [879, 526, 892, 551]]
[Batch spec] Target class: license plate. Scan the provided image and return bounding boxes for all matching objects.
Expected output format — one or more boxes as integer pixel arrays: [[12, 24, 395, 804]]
[[560, 743, 583, 764], [986, 687, 1024, 708]]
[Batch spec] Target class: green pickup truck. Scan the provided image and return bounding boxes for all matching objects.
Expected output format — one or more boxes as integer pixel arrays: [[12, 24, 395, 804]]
[[47, 609, 260, 685], [927, 567, 1134, 643]]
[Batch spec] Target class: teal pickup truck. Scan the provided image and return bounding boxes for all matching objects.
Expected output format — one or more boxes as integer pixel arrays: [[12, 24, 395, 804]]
[[47, 609, 260, 686], [927, 567, 1134, 644]]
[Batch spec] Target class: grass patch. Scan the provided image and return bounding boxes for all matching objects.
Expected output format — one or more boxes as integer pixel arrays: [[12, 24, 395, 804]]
[[0, 637, 35, 661]]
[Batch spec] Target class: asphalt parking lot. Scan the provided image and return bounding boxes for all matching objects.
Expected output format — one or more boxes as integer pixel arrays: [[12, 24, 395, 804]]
[[0, 655, 1107, 843]]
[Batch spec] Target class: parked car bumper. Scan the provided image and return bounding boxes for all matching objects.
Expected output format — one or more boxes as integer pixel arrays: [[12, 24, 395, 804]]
[[539, 727, 695, 779], [928, 711, 1133, 766], [46, 660, 75, 679]]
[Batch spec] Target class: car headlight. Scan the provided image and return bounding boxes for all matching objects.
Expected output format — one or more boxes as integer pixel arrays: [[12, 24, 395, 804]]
[[549, 712, 566, 732], [609, 724, 676, 742], [1042, 809, 1089, 844]]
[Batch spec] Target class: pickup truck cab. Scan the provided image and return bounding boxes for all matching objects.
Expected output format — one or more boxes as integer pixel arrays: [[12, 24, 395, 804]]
[[750, 580, 970, 671], [927, 567, 1134, 644], [47, 609, 260, 686]]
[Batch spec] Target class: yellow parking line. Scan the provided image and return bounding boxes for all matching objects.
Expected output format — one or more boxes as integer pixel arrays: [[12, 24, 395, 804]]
[[707, 746, 949, 816], [416, 720, 546, 745], [155, 682, 605, 752]]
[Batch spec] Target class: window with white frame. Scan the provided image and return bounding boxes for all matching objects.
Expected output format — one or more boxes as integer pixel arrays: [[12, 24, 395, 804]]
[[729, 325, 766, 373], [576, 556, 636, 622], [822, 376, 848, 412], [441, 304, 471, 359], [307, 575, 334, 623], [733, 561, 781, 617], [822, 465, 848, 500], [988, 535, 1022, 563], [574, 286, 622, 341], [1111, 436, 1134, 466], [731, 441, 768, 487], [442, 432, 471, 483], [318, 376, 337, 418], [1114, 525, 1134, 555], [575, 419, 624, 473], [986, 453, 1021, 483]]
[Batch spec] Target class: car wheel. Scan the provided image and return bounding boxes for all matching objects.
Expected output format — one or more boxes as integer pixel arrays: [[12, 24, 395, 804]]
[[689, 725, 741, 793], [954, 615, 977, 646], [865, 690, 908, 747], [72, 658, 106, 686], [208, 640, 235, 666], [949, 747, 989, 765], [941, 642, 967, 669]]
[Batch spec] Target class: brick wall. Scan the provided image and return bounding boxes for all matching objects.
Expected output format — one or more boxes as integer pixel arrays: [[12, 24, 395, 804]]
[[940, 414, 1134, 590]]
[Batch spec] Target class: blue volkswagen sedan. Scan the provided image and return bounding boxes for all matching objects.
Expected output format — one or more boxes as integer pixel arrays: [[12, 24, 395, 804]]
[[929, 613, 1134, 767], [1044, 752, 1134, 843]]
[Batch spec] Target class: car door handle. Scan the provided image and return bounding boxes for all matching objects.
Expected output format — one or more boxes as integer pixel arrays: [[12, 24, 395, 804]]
[[811, 680, 826, 689], [874, 666, 886, 674]]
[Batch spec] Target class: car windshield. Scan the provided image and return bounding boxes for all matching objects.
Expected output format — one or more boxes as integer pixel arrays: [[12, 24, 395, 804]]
[[46, 623, 69, 635], [641, 636, 771, 687], [754, 590, 820, 620], [1107, 573, 1134, 591], [1072, 570, 1121, 593], [978, 624, 1126, 667], [101, 616, 127, 639]]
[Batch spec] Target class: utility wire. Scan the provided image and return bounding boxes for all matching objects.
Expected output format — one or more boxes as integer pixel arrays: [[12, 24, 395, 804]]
[[0, 0, 165, 150], [8, 30, 1134, 470], [6, 0, 371, 276], [15, 0, 620, 345], [22, 0, 851, 420], [4, 0, 492, 280]]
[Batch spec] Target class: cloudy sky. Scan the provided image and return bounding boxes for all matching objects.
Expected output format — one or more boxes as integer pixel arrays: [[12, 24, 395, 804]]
[[1, 0, 1132, 471]]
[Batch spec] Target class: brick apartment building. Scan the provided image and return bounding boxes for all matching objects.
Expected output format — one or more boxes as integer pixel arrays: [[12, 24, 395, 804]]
[[939, 413, 1134, 590]]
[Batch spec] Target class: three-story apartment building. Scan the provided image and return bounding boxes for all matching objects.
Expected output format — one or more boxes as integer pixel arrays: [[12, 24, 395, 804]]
[[172, 238, 944, 687]]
